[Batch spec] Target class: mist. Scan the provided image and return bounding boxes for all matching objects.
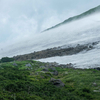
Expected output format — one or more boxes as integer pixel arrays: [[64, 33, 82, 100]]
[[0, 12, 100, 58]]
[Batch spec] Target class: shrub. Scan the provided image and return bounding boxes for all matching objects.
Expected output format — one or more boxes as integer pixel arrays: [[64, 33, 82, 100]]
[[1, 57, 14, 63]]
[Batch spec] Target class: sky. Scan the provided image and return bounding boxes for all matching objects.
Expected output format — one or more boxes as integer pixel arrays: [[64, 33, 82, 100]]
[[0, 0, 100, 46]]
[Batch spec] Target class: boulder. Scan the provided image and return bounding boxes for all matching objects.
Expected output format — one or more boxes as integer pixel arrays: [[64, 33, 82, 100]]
[[40, 66, 45, 68], [52, 62, 59, 67], [59, 63, 74, 68], [42, 68, 48, 71], [51, 71, 58, 76], [64, 72, 68, 75], [92, 82, 97, 86], [13, 63, 18, 66], [49, 78, 64, 87], [94, 67, 100, 71], [26, 63, 32, 67], [66, 63, 73, 68], [93, 90, 100, 92], [49, 67, 56, 71], [46, 62, 59, 67]]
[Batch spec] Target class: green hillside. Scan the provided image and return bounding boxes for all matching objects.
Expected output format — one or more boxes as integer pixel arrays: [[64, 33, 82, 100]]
[[0, 60, 100, 100]]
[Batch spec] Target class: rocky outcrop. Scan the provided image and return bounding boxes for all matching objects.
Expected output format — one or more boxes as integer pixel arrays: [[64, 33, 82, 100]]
[[49, 78, 65, 87], [13, 42, 99, 61], [51, 71, 58, 76], [13, 63, 18, 66], [42, 68, 49, 71], [94, 67, 100, 71], [26, 63, 32, 67]]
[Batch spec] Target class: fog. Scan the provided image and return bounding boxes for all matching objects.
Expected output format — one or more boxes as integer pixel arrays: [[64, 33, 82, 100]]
[[0, 12, 100, 59]]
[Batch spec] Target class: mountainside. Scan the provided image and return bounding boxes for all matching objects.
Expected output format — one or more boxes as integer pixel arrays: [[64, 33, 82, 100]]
[[0, 5, 100, 68], [13, 41, 98, 61], [43, 5, 100, 32]]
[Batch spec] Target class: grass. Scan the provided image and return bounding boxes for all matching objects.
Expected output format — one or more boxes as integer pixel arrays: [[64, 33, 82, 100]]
[[0, 60, 100, 100]]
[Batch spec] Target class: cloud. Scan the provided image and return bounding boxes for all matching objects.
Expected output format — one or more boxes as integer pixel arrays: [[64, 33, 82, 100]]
[[0, 0, 100, 55], [0, 12, 100, 58]]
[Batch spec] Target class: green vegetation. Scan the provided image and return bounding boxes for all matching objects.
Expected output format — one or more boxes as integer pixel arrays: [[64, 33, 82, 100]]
[[0, 60, 99, 100], [0, 57, 14, 63]]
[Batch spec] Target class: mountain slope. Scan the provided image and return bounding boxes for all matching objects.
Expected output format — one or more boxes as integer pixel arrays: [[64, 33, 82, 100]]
[[0, 5, 100, 68], [43, 5, 100, 32]]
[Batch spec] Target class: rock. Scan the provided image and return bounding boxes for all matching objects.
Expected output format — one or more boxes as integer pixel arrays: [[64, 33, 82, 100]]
[[26, 63, 32, 67], [46, 62, 59, 67], [93, 90, 100, 92], [13, 63, 18, 66], [61, 66, 64, 68], [92, 82, 97, 86], [49, 78, 64, 87], [49, 67, 58, 76], [93, 71, 96, 73], [59, 63, 74, 68], [30, 67, 33, 69], [94, 67, 100, 71], [45, 63, 52, 67], [51, 71, 58, 76], [40, 76, 45, 79], [64, 72, 68, 75], [42, 68, 48, 71], [59, 64, 66, 68], [66, 63, 73, 68], [52, 62, 59, 67], [49, 67, 56, 71], [45, 72, 52, 77], [30, 60, 34, 63], [35, 72, 39, 75], [40, 66, 45, 68]]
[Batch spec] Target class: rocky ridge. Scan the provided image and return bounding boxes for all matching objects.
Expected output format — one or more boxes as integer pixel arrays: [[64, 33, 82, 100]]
[[13, 41, 99, 61]]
